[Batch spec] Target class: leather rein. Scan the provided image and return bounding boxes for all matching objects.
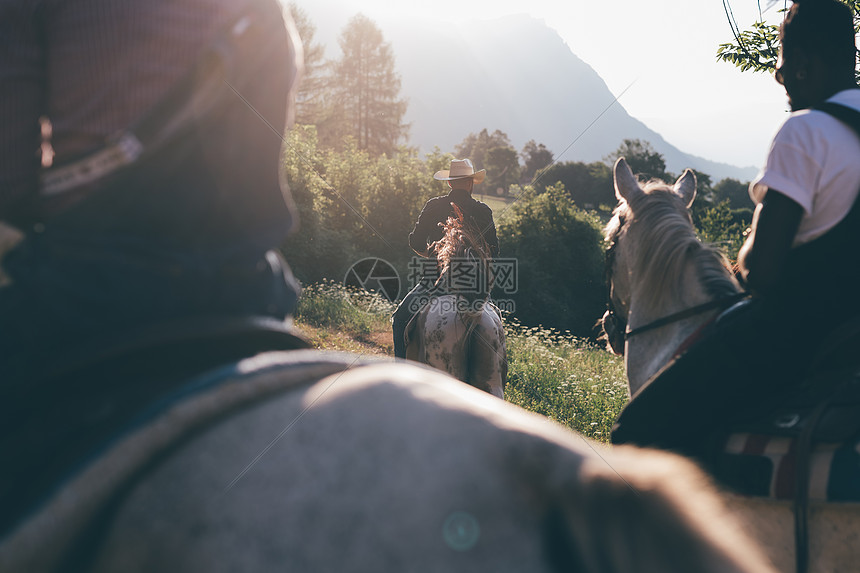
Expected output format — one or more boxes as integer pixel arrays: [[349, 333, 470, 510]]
[[615, 293, 748, 339], [603, 214, 748, 354]]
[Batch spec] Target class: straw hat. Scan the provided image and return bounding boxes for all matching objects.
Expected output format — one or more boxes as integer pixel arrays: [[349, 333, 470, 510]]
[[433, 158, 486, 183]]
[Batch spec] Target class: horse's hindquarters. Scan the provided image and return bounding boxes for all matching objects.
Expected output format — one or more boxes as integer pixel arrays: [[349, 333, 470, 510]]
[[724, 494, 860, 573], [84, 363, 774, 573], [416, 296, 469, 381], [86, 365, 566, 572], [413, 205, 504, 397], [7, 355, 778, 573], [469, 304, 506, 398], [413, 296, 506, 398]]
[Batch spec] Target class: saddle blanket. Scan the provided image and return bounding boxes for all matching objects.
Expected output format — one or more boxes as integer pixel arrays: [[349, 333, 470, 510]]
[[715, 432, 860, 502]]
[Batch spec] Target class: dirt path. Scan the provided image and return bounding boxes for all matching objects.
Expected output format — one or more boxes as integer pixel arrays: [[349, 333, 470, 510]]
[[295, 322, 394, 357]]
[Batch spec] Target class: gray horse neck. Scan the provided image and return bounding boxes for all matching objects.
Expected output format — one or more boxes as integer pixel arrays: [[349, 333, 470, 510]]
[[625, 261, 731, 395]]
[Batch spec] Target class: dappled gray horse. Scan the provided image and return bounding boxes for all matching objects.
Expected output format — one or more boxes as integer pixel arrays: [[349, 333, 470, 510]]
[[0, 349, 774, 573], [406, 207, 506, 398], [603, 157, 860, 573]]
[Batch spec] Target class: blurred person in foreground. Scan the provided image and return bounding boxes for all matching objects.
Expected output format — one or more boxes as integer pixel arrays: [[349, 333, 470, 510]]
[[0, 0, 303, 381]]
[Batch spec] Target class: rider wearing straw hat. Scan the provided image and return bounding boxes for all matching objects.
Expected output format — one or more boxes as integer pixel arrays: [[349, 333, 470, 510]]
[[391, 158, 499, 358]]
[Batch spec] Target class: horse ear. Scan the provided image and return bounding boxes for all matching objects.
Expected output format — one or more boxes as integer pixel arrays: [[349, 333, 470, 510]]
[[673, 169, 697, 208], [613, 158, 642, 203]]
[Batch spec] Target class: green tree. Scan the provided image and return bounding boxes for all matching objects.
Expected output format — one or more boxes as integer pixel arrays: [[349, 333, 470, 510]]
[[712, 177, 754, 209], [454, 129, 520, 194], [357, 147, 440, 261], [281, 125, 361, 282], [454, 129, 514, 172], [497, 184, 606, 337], [538, 161, 613, 209], [289, 3, 327, 126], [694, 199, 752, 262], [690, 177, 753, 262], [689, 169, 719, 226], [281, 125, 441, 285], [325, 14, 408, 155], [520, 140, 554, 183], [716, 0, 860, 80], [423, 146, 456, 177], [689, 169, 715, 208], [485, 146, 521, 195], [604, 139, 671, 182]]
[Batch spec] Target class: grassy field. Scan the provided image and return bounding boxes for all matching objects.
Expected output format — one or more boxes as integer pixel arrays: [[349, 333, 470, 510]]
[[294, 281, 627, 442], [295, 280, 396, 355], [473, 193, 513, 213], [503, 319, 627, 440]]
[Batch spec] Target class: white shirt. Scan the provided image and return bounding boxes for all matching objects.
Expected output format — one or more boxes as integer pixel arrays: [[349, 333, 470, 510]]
[[751, 89, 860, 246]]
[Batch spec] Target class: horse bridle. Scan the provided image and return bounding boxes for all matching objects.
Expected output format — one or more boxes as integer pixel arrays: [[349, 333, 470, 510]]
[[602, 214, 632, 354], [603, 214, 748, 355]]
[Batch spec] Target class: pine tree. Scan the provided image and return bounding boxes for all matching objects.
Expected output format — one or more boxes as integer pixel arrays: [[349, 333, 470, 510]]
[[454, 129, 520, 195], [325, 14, 408, 156], [604, 139, 670, 182], [454, 129, 513, 172], [520, 140, 554, 183], [288, 3, 327, 126]]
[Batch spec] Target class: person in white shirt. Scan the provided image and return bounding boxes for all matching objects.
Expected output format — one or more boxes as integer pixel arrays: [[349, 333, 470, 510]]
[[612, 0, 860, 460], [739, 0, 860, 299]]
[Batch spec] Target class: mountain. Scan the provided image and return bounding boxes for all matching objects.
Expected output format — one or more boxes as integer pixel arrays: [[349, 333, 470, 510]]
[[299, 8, 759, 182], [385, 14, 757, 182]]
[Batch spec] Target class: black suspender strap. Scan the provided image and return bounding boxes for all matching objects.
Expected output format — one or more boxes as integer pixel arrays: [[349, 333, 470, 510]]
[[811, 101, 860, 224], [814, 101, 860, 137]]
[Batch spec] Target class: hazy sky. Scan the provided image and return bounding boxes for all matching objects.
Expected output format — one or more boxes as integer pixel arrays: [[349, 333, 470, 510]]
[[293, 0, 792, 170]]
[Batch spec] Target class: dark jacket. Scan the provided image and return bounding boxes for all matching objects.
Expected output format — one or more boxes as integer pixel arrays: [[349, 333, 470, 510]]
[[408, 189, 499, 258]]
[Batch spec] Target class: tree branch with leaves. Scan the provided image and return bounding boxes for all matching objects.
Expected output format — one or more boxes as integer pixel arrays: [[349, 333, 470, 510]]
[[716, 0, 860, 81]]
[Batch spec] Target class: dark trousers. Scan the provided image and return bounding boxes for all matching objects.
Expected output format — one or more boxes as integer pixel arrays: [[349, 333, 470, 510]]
[[391, 283, 431, 358]]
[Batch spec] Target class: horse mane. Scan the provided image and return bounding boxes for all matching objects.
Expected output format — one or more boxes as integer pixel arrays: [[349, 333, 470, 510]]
[[606, 180, 739, 312], [430, 203, 494, 293]]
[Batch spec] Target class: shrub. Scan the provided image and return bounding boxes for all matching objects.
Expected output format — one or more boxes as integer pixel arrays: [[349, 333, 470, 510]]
[[281, 126, 448, 288], [693, 199, 752, 262], [504, 319, 627, 440], [497, 183, 606, 338], [295, 280, 392, 337]]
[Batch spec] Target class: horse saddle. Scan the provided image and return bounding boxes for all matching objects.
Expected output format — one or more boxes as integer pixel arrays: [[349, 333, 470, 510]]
[[725, 372, 860, 444], [713, 316, 860, 501], [737, 313, 860, 439], [712, 323, 860, 573]]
